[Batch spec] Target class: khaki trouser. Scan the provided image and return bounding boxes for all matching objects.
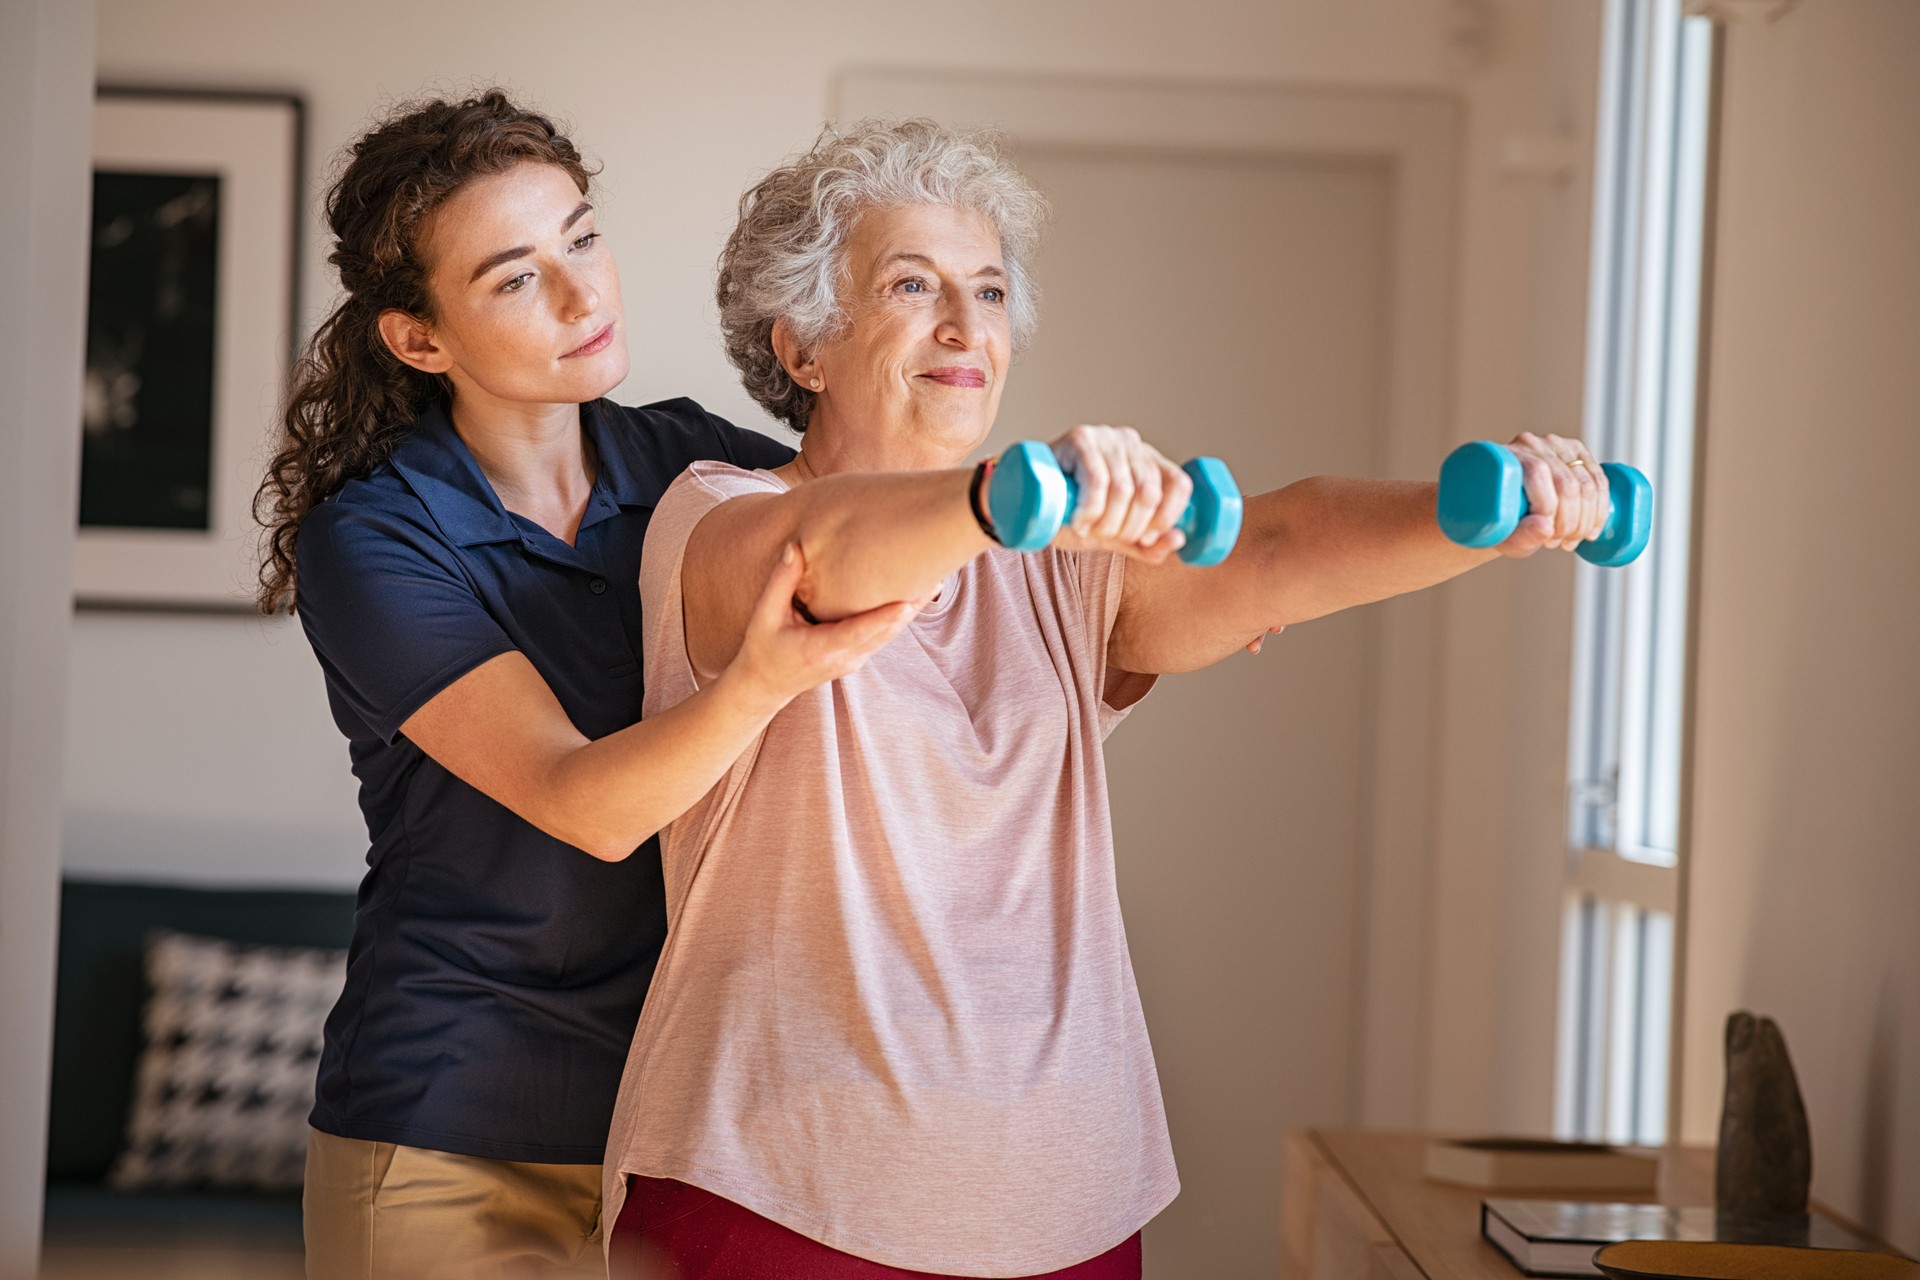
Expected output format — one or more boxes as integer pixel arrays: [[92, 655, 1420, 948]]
[[304, 1128, 604, 1280]]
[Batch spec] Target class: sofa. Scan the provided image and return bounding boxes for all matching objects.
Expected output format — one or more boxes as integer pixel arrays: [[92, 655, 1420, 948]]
[[43, 877, 356, 1255]]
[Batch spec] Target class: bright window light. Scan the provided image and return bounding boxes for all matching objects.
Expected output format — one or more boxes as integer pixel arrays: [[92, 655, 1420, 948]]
[[1558, 0, 1713, 1145]]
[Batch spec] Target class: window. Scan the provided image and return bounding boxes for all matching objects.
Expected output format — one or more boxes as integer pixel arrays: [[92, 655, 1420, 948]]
[[1556, 0, 1714, 1146]]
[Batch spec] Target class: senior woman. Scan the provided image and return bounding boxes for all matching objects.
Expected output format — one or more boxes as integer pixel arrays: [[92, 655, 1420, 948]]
[[603, 120, 1610, 1279]]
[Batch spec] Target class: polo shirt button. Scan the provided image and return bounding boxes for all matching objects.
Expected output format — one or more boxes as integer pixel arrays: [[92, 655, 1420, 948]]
[[589, 577, 608, 595]]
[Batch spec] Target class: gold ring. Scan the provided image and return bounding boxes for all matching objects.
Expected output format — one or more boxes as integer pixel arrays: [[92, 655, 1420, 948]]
[[1570, 458, 1588, 467]]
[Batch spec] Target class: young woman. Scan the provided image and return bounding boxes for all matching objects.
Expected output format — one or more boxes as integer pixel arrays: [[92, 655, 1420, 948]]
[[254, 91, 915, 1280]]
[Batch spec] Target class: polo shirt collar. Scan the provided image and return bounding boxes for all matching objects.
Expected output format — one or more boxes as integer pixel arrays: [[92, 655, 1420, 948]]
[[386, 401, 514, 547], [580, 398, 652, 509], [388, 399, 641, 550]]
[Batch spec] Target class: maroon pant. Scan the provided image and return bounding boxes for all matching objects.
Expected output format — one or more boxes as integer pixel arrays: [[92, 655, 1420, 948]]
[[609, 1176, 1143, 1280]]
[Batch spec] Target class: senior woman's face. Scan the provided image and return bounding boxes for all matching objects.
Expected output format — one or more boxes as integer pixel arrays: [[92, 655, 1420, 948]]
[[809, 203, 1012, 457]]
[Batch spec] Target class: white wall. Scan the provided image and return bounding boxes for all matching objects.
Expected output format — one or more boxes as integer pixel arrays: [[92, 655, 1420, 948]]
[[1678, 0, 1920, 1255], [62, 611, 365, 886], [1, 2, 93, 1274]]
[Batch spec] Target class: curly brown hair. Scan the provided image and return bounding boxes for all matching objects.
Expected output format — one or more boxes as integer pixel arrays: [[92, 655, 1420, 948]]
[[252, 89, 597, 613]]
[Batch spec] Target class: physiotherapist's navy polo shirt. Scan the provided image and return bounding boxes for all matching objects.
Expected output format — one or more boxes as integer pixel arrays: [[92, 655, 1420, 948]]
[[294, 395, 792, 1163]]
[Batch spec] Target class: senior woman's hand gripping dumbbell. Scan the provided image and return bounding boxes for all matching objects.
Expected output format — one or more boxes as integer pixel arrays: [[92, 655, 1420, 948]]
[[984, 440, 1245, 566], [1437, 440, 1653, 567]]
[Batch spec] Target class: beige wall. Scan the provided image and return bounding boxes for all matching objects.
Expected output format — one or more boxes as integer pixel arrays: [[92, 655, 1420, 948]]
[[1679, 0, 1920, 1255], [82, 0, 1606, 1272]]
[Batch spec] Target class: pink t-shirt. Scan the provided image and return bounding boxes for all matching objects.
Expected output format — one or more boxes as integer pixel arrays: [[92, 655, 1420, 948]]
[[603, 462, 1179, 1276]]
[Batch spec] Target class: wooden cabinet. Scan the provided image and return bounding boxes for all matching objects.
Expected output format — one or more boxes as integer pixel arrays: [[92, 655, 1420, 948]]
[[1283, 1131, 1423, 1279]]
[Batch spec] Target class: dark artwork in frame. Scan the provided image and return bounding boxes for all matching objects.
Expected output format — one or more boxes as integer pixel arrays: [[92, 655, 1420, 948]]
[[81, 170, 223, 532], [76, 88, 301, 610]]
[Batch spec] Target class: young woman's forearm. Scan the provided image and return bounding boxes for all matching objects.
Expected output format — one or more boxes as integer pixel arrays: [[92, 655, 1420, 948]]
[[409, 551, 914, 862], [535, 668, 787, 861]]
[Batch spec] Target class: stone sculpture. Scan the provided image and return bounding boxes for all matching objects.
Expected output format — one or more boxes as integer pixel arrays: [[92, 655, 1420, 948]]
[[1715, 1010, 1812, 1243]]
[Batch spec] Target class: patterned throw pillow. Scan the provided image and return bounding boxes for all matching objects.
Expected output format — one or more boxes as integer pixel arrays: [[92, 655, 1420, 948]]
[[109, 930, 346, 1192]]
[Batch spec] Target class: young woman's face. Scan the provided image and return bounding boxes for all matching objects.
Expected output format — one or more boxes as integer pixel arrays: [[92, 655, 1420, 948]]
[[401, 161, 628, 408]]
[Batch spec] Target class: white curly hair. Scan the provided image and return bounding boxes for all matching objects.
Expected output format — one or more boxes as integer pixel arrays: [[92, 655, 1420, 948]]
[[716, 118, 1051, 432]]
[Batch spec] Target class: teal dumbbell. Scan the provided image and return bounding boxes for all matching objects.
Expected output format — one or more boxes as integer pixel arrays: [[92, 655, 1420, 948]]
[[1437, 441, 1653, 567], [985, 440, 1244, 566]]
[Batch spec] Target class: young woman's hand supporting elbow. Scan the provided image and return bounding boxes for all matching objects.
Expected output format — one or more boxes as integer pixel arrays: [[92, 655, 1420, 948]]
[[400, 548, 917, 861]]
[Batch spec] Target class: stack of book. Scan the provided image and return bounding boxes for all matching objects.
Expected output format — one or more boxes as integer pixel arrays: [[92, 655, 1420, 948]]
[[1480, 1200, 1894, 1278], [1425, 1137, 1660, 1194], [1423, 1137, 1901, 1277]]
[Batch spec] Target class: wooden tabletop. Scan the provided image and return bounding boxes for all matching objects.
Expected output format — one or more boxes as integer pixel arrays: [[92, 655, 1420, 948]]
[[1304, 1131, 1708, 1280], [1298, 1130, 1901, 1280]]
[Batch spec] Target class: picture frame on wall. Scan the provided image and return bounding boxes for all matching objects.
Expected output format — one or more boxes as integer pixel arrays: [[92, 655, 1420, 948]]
[[77, 88, 303, 611]]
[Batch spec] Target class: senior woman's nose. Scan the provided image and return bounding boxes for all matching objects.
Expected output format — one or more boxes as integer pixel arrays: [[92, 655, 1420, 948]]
[[935, 291, 989, 348]]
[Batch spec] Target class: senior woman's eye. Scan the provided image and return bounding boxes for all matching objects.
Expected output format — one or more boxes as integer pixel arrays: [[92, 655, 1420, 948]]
[[979, 286, 1006, 304], [894, 277, 928, 295]]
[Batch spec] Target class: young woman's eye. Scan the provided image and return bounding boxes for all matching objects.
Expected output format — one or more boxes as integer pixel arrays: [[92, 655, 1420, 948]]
[[500, 272, 533, 294], [571, 231, 600, 252]]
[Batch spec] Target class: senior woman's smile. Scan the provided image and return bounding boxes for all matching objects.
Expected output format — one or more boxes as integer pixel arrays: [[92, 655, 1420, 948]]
[[919, 365, 988, 387]]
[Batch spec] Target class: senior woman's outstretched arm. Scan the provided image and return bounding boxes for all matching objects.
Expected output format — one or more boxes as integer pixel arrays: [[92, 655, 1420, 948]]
[[1107, 432, 1611, 676], [679, 428, 1191, 681]]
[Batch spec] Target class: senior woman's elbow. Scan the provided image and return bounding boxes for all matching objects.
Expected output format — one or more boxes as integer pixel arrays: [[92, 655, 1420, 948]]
[[781, 487, 915, 620], [583, 842, 641, 864], [531, 796, 652, 862], [568, 827, 648, 863]]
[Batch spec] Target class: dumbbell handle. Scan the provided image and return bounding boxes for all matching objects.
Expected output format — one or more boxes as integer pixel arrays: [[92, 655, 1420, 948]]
[[1436, 441, 1653, 568], [986, 440, 1244, 567]]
